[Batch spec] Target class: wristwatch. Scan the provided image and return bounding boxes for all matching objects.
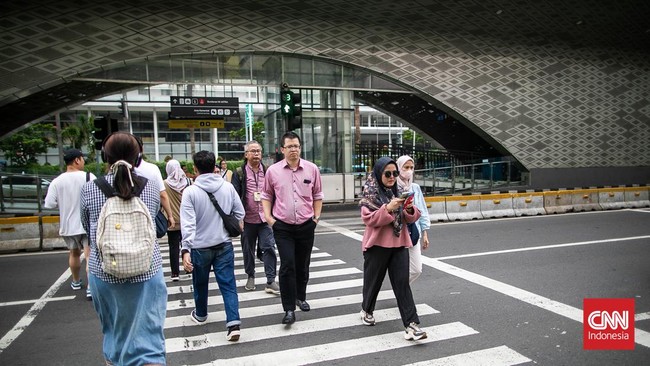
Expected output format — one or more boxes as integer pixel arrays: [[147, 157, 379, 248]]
[[312, 216, 320, 222]]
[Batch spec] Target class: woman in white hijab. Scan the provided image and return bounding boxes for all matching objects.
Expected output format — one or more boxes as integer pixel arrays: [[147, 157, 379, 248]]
[[396, 155, 430, 284], [164, 159, 190, 281]]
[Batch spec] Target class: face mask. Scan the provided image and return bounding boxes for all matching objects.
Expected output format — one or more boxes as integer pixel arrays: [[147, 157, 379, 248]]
[[400, 170, 413, 180]]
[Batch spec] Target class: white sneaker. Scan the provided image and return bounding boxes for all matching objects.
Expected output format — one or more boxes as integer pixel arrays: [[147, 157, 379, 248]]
[[226, 325, 240, 342], [360, 310, 375, 326], [404, 322, 427, 341], [191, 310, 207, 325]]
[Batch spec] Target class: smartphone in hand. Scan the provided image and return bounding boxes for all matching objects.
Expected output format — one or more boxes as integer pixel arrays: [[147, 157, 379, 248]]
[[399, 192, 414, 199]]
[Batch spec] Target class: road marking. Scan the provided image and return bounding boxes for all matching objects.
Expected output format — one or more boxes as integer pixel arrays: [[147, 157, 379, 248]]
[[429, 208, 647, 226], [190, 321, 478, 366], [167, 278, 365, 311], [0, 296, 76, 307], [318, 220, 364, 241], [319, 219, 650, 349], [636, 312, 650, 321], [421, 257, 650, 349], [165, 267, 360, 299], [167, 304, 437, 352], [162, 258, 346, 277], [165, 289, 403, 329], [433, 235, 650, 260], [0, 267, 71, 354], [403, 345, 531, 366]]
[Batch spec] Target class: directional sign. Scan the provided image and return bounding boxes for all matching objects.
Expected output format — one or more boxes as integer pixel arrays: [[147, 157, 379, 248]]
[[168, 119, 225, 129], [170, 96, 239, 119], [245, 104, 254, 127]]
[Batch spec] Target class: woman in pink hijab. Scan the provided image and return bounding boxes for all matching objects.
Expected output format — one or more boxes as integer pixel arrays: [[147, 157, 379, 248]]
[[396, 155, 431, 284], [164, 159, 190, 281]]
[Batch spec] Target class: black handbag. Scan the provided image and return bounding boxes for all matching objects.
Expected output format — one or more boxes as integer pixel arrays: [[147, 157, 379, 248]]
[[155, 210, 168, 238], [407, 222, 420, 246], [205, 191, 242, 237]]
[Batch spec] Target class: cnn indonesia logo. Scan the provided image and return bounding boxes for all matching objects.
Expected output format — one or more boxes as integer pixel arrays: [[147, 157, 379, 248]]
[[583, 298, 635, 350]]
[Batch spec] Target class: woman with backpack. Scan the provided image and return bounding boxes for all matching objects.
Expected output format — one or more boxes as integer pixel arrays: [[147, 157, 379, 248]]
[[81, 132, 167, 366]]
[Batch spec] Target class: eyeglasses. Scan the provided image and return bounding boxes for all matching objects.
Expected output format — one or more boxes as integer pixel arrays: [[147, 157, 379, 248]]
[[246, 149, 262, 154], [383, 170, 399, 178], [283, 144, 301, 150]]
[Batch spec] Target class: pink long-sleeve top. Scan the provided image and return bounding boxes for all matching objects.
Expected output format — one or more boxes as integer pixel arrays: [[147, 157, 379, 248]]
[[360, 204, 421, 251]]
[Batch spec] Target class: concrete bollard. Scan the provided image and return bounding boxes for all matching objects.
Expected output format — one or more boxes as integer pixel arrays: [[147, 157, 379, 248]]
[[598, 187, 626, 210], [544, 190, 573, 214], [571, 189, 601, 212], [0, 216, 41, 253], [445, 194, 483, 221], [624, 186, 650, 208], [479, 193, 515, 218], [512, 191, 545, 216], [425, 196, 448, 222], [42, 215, 66, 250]]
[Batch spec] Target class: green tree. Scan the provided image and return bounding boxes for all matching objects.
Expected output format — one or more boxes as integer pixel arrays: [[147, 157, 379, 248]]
[[0, 123, 56, 166], [61, 114, 96, 160], [402, 129, 425, 144], [229, 121, 265, 142]]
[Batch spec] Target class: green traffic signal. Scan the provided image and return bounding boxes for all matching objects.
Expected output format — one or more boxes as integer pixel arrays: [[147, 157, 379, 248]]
[[280, 90, 294, 116]]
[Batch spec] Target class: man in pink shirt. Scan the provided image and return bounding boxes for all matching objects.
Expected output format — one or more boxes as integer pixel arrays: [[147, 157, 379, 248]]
[[262, 131, 323, 325]]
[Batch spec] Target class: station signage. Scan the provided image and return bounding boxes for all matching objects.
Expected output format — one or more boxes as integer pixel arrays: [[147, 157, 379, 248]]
[[168, 119, 225, 129], [170, 96, 239, 119]]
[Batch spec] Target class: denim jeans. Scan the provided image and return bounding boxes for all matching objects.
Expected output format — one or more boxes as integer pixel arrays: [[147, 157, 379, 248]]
[[190, 242, 241, 328], [241, 222, 277, 282], [89, 270, 167, 366]]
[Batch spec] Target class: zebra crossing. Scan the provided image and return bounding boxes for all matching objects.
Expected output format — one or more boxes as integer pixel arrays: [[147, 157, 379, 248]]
[[159, 228, 533, 366]]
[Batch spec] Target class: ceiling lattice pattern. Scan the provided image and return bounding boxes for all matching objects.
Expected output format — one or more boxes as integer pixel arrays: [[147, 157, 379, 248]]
[[1, 0, 649, 169]]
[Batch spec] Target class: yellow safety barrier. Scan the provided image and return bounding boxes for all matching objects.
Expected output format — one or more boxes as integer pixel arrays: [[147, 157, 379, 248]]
[[479, 193, 515, 218], [42, 216, 66, 250], [0, 216, 40, 252], [571, 189, 601, 212], [624, 186, 650, 208], [445, 195, 483, 221], [424, 196, 448, 222], [512, 191, 545, 216], [598, 187, 626, 210], [543, 190, 574, 214]]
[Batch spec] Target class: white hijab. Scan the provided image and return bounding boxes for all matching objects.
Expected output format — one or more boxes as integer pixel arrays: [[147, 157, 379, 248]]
[[396, 155, 414, 192], [164, 159, 188, 193]]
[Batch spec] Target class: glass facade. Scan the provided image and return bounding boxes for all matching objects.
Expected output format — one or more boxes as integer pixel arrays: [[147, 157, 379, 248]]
[[31, 53, 420, 172]]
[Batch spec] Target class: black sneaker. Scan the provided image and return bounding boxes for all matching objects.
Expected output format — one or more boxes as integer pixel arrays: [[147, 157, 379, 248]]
[[227, 325, 240, 342]]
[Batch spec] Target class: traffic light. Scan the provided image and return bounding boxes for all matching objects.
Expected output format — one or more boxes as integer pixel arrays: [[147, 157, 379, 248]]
[[93, 117, 118, 150], [291, 91, 302, 129], [280, 83, 293, 116], [118, 98, 125, 117], [280, 83, 302, 130]]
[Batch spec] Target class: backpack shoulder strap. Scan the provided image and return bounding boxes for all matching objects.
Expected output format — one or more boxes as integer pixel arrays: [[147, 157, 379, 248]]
[[94, 176, 115, 199]]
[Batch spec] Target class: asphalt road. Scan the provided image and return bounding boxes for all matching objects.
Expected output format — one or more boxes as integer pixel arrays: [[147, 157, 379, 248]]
[[0, 207, 649, 365]]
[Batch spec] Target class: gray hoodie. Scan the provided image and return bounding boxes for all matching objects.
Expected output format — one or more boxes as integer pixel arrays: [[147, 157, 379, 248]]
[[180, 173, 245, 252]]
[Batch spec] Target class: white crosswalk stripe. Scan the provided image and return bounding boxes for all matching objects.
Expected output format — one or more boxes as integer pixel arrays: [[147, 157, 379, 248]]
[[191, 323, 478, 366], [159, 229, 532, 365]]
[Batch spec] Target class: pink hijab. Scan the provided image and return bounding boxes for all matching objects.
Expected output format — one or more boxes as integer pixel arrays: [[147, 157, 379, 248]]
[[396, 155, 414, 192], [165, 159, 188, 193]]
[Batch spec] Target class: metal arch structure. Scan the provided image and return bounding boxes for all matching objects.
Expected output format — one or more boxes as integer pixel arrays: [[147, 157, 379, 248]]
[[0, 0, 649, 182]]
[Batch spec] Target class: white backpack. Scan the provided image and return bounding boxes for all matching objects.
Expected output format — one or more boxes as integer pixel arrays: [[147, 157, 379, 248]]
[[94, 176, 155, 278]]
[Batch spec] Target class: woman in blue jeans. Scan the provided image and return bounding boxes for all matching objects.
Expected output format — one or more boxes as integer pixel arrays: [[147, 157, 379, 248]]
[[80, 132, 167, 366]]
